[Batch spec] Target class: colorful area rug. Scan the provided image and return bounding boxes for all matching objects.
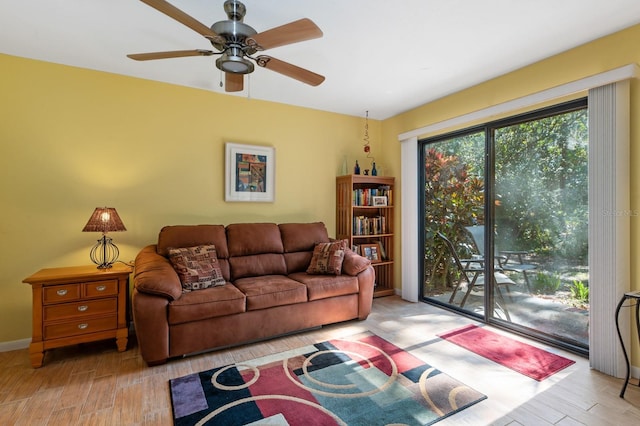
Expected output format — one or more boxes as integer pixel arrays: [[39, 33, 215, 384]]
[[170, 331, 486, 425], [438, 324, 575, 381]]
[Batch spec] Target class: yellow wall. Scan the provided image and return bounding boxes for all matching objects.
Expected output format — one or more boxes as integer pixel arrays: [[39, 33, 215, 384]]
[[0, 54, 383, 342], [382, 23, 640, 365], [4, 21, 640, 364], [383, 24, 640, 151]]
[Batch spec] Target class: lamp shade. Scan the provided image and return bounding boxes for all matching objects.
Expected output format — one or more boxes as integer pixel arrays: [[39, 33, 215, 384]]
[[82, 207, 127, 233]]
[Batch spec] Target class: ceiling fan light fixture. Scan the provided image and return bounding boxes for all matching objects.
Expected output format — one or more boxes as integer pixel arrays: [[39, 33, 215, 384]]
[[216, 52, 254, 74]]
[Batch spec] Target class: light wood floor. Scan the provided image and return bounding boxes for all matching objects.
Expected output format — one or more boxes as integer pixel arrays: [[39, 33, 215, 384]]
[[1, 296, 639, 425]]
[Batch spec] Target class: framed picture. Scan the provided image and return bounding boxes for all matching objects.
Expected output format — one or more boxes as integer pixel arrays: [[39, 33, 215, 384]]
[[360, 243, 382, 263], [372, 196, 388, 206], [374, 240, 387, 260], [225, 142, 275, 202]]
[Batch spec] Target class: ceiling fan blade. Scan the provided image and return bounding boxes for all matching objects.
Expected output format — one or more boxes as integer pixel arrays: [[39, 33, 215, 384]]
[[248, 18, 322, 50], [127, 49, 214, 61], [256, 55, 325, 86], [225, 73, 244, 92], [140, 0, 219, 39]]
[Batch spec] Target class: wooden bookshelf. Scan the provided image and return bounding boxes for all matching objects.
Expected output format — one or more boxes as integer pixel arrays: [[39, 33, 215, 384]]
[[336, 174, 395, 297]]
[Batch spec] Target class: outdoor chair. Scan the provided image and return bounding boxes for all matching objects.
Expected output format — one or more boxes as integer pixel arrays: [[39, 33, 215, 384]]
[[436, 232, 515, 320], [464, 225, 537, 293]]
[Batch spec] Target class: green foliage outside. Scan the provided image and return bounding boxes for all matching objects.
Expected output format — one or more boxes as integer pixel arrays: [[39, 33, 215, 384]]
[[494, 111, 589, 260], [570, 280, 589, 302], [423, 136, 484, 290], [532, 272, 562, 295], [424, 107, 589, 294]]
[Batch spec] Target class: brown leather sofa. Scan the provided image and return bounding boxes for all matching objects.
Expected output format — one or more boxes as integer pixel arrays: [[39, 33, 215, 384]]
[[132, 222, 375, 365]]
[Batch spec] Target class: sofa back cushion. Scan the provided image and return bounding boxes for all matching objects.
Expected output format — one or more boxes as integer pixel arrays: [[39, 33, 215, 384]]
[[157, 225, 230, 281], [279, 222, 330, 273], [227, 223, 286, 279]]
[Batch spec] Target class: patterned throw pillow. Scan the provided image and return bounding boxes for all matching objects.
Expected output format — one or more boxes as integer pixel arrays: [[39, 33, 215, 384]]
[[306, 240, 348, 275], [168, 245, 226, 292]]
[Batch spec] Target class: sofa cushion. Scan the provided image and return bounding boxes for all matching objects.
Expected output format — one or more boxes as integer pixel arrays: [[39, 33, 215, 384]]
[[233, 275, 307, 310], [168, 245, 226, 292], [168, 284, 246, 325], [289, 272, 359, 301], [280, 222, 330, 274], [229, 253, 287, 280], [279, 222, 330, 252], [158, 225, 231, 280], [158, 225, 228, 257], [306, 240, 348, 275], [227, 223, 284, 256], [283, 251, 314, 274]]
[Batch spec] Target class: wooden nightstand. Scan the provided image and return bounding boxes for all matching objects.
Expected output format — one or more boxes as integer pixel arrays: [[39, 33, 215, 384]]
[[23, 263, 132, 368]]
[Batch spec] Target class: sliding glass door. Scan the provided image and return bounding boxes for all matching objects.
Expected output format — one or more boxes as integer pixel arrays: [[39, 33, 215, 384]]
[[492, 105, 589, 348], [421, 99, 589, 352], [421, 129, 489, 317]]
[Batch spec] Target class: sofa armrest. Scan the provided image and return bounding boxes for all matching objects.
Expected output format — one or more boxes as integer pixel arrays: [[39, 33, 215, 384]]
[[356, 265, 375, 319], [342, 250, 371, 276], [341, 250, 375, 319], [132, 288, 170, 365], [134, 245, 182, 301]]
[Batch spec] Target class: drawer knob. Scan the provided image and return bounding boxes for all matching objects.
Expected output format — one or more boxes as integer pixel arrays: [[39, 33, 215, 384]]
[[78, 305, 88, 312], [56, 289, 68, 296], [96, 285, 107, 291], [78, 323, 88, 330]]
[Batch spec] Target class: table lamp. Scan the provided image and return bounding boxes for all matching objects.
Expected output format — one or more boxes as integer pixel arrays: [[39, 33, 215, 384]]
[[82, 207, 127, 269]]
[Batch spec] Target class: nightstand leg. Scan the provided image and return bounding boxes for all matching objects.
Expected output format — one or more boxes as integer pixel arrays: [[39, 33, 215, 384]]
[[29, 342, 44, 368], [116, 329, 128, 352]]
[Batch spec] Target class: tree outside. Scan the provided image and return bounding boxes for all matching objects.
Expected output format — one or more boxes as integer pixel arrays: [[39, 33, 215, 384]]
[[423, 108, 589, 309]]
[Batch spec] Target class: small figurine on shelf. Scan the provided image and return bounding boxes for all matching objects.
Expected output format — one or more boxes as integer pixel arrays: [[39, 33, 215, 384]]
[[364, 169, 369, 176], [354, 161, 360, 175], [371, 162, 378, 176]]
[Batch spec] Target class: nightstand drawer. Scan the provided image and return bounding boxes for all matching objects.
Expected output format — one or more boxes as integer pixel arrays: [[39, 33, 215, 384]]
[[43, 298, 117, 321], [44, 315, 117, 339], [84, 280, 118, 297], [43, 284, 81, 304]]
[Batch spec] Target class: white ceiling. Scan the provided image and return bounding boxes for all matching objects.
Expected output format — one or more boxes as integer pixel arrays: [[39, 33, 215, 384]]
[[2, 0, 640, 120]]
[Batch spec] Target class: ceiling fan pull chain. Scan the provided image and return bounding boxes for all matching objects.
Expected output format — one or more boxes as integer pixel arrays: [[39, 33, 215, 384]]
[[247, 73, 251, 99]]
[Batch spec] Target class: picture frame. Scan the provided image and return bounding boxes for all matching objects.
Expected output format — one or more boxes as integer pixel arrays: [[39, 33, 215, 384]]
[[360, 243, 382, 263], [372, 196, 388, 206], [225, 142, 275, 202], [374, 240, 387, 260]]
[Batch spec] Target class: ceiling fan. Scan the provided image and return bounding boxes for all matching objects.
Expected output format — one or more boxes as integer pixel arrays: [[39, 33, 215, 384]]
[[127, 0, 325, 92]]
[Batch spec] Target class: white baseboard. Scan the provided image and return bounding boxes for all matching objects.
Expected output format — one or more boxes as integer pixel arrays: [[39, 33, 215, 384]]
[[632, 365, 640, 380], [0, 338, 30, 352]]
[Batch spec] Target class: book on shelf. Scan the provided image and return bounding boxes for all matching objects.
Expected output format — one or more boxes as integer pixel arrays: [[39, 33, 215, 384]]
[[353, 215, 387, 235], [353, 186, 393, 206]]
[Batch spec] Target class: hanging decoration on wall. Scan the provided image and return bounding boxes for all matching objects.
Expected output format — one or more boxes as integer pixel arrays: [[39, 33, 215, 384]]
[[362, 110, 377, 175]]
